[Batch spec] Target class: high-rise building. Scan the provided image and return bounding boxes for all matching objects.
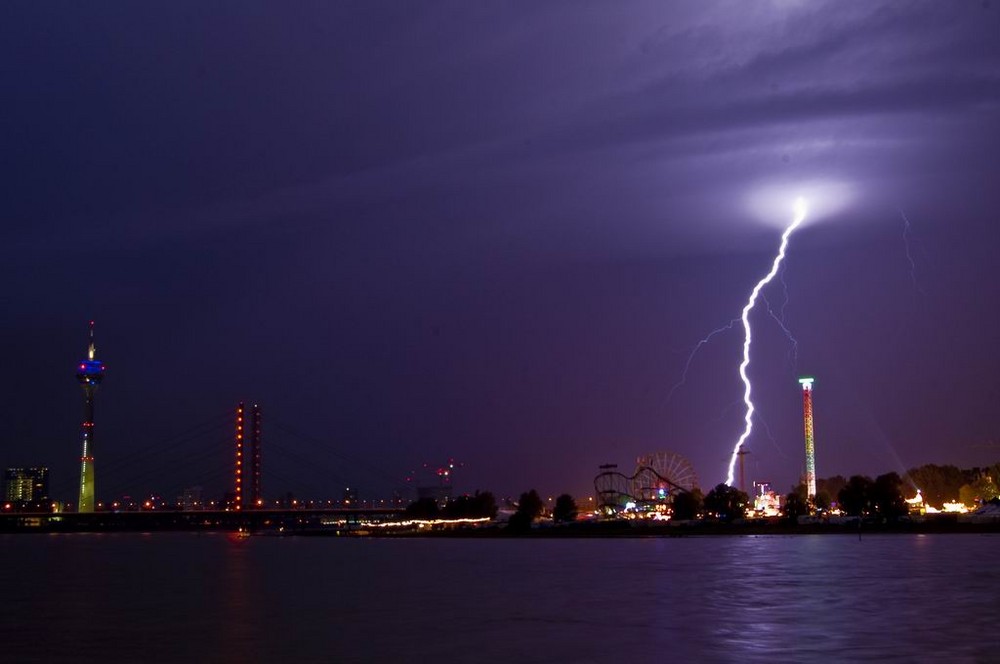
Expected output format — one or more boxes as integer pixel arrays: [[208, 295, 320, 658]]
[[76, 322, 105, 513], [799, 376, 817, 500], [5, 467, 50, 505], [179, 486, 202, 511]]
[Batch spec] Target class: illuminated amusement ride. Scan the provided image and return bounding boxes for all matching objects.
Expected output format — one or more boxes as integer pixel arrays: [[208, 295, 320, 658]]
[[799, 376, 817, 501], [594, 451, 699, 516]]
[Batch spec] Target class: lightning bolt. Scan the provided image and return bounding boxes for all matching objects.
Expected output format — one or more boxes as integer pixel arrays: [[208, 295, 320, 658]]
[[762, 290, 799, 368], [664, 318, 740, 407], [899, 209, 923, 297], [771, 264, 799, 367], [776, 264, 791, 322], [725, 198, 808, 486], [756, 411, 790, 459]]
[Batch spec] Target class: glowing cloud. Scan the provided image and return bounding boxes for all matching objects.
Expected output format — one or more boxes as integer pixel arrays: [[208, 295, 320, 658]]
[[725, 198, 808, 486], [745, 181, 850, 229]]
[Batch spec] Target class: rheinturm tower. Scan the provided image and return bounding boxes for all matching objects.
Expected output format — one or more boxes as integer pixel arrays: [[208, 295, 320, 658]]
[[76, 321, 105, 512]]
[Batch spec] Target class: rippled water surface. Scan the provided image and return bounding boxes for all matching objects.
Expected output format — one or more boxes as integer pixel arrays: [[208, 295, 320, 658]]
[[1, 533, 996, 662]]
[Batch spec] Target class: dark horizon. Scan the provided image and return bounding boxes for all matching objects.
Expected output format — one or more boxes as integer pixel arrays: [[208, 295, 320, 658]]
[[3, 3, 1000, 503]]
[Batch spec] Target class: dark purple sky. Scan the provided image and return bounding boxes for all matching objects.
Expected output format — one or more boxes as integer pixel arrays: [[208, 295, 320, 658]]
[[3, 2, 999, 503]]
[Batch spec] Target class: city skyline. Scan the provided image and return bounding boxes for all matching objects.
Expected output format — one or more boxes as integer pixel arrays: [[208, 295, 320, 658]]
[[2, 3, 1000, 501]]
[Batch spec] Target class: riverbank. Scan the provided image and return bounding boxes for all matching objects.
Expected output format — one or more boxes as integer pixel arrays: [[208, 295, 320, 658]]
[[3, 509, 998, 536], [359, 515, 1000, 538]]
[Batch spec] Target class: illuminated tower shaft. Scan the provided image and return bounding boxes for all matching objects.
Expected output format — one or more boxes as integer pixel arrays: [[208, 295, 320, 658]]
[[250, 404, 262, 508], [799, 377, 816, 500], [78, 391, 96, 511], [76, 322, 105, 513], [234, 402, 245, 510]]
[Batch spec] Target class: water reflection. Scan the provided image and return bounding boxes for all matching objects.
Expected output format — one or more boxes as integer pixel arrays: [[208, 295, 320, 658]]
[[219, 535, 256, 658], [0, 533, 996, 662]]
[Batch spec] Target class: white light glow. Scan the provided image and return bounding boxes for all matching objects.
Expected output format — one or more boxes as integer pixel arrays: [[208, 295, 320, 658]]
[[746, 181, 851, 229], [942, 501, 970, 514]]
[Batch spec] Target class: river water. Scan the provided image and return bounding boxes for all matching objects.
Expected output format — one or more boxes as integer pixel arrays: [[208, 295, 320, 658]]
[[1, 533, 996, 662]]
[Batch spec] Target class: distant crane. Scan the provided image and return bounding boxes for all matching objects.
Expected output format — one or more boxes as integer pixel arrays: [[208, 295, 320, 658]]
[[408, 459, 462, 505]]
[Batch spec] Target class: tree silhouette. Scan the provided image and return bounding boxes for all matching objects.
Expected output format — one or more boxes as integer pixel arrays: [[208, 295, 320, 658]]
[[552, 494, 578, 523], [904, 464, 964, 508], [838, 475, 873, 517], [817, 475, 847, 504], [404, 497, 439, 519], [958, 471, 999, 506], [783, 491, 809, 522], [703, 483, 750, 522], [441, 491, 498, 519], [871, 472, 908, 520], [671, 488, 703, 520], [507, 489, 545, 531]]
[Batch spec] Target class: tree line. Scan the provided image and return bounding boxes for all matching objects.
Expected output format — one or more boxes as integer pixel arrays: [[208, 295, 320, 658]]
[[403, 489, 579, 529], [813, 462, 999, 511], [401, 460, 999, 527], [641, 464, 998, 524], [403, 490, 499, 520]]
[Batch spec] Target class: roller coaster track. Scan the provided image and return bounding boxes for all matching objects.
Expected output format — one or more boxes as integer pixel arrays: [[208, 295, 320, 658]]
[[593, 465, 693, 510]]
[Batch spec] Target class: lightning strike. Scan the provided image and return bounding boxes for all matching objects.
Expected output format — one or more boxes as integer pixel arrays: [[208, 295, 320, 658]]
[[762, 291, 799, 368], [757, 412, 790, 459], [899, 209, 923, 296], [664, 318, 740, 407], [725, 198, 808, 486], [775, 263, 791, 322]]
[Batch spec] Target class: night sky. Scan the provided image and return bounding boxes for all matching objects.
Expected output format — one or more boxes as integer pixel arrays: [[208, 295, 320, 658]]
[[3, 2, 999, 503]]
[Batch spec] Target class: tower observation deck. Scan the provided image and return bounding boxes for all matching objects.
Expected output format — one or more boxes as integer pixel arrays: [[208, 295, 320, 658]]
[[76, 321, 105, 513]]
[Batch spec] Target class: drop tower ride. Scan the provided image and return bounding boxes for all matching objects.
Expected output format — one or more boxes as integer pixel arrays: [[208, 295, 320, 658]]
[[76, 321, 105, 512], [798, 376, 817, 500]]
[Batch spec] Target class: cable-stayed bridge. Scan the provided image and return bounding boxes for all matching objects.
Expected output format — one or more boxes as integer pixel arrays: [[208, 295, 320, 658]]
[[3, 403, 412, 532]]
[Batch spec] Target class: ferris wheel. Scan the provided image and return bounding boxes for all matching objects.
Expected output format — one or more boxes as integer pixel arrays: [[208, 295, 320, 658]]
[[631, 451, 699, 498]]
